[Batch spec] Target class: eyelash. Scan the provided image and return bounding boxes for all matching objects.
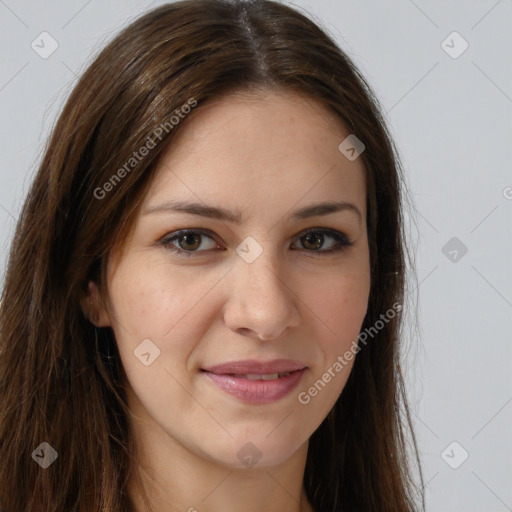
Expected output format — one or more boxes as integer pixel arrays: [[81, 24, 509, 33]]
[[159, 228, 353, 258]]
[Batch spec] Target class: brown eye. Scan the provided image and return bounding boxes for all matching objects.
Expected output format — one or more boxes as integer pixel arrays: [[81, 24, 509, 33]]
[[160, 229, 220, 257], [178, 233, 201, 251], [293, 229, 352, 253], [301, 232, 324, 250]]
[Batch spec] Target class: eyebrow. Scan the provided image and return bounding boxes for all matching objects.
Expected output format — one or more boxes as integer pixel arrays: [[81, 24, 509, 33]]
[[143, 200, 362, 224]]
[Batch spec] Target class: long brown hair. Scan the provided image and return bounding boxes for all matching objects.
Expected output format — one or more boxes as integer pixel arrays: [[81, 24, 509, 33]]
[[0, 1, 424, 511]]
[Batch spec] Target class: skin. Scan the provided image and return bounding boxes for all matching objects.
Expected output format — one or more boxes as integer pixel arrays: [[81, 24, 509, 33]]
[[86, 88, 370, 512]]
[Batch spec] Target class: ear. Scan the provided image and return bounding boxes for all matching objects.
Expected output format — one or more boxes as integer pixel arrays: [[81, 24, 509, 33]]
[[80, 281, 111, 327]]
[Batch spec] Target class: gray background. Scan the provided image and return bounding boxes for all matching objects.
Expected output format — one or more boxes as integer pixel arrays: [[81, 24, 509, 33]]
[[1, 1, 511, 510]]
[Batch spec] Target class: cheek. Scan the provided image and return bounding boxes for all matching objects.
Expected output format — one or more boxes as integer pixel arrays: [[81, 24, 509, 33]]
[[106, 260, 225, 381], [303, 270, 370, 345], [107, 259, 208, 336], [293, 273, 369, 419]]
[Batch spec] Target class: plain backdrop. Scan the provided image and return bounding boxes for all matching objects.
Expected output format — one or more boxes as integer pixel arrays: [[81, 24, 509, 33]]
[[1, 1, 511, 511]]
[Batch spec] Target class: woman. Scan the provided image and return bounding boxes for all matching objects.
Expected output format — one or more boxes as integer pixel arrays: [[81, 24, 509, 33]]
[[0, 1, 424, 511]]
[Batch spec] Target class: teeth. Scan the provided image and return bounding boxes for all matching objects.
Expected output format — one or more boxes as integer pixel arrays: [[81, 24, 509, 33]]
[[248, 373, 279, 380], [233, 371, 291, 380]]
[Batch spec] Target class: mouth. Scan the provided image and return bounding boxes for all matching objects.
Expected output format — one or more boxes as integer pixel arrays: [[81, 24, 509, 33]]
[[200, 365, 307, 404]]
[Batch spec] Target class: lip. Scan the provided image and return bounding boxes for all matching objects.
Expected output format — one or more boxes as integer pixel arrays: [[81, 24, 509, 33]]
[[202, 359, 307, 375], [200, 359, 308, 404], [202, 368, 306, 404]]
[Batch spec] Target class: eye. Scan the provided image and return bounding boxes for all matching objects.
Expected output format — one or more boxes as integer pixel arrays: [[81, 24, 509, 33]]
[[159, 227, 352, 258], [159, 229, 221, 257], [292, 228, 352, 253]]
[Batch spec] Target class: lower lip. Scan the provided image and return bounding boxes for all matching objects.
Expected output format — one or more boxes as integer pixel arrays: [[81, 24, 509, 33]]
[[202, 368, 306, 404]]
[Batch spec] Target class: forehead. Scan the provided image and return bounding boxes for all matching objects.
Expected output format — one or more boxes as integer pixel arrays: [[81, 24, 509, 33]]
[[144, 88, 367, 219]]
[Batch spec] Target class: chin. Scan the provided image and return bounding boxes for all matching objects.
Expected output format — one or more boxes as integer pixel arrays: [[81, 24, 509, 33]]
[[200, 433, 307, 470]]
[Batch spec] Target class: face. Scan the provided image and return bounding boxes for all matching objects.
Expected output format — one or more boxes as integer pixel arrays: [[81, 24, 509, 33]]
[[90, 88, 370, 469]]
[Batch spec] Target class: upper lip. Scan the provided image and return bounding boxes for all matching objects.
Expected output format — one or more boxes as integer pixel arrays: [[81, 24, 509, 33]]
[[202, 359, 307, 375]]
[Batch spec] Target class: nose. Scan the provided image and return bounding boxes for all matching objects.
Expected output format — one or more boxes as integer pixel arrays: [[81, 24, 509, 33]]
[[222, 252, 301, 341]]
